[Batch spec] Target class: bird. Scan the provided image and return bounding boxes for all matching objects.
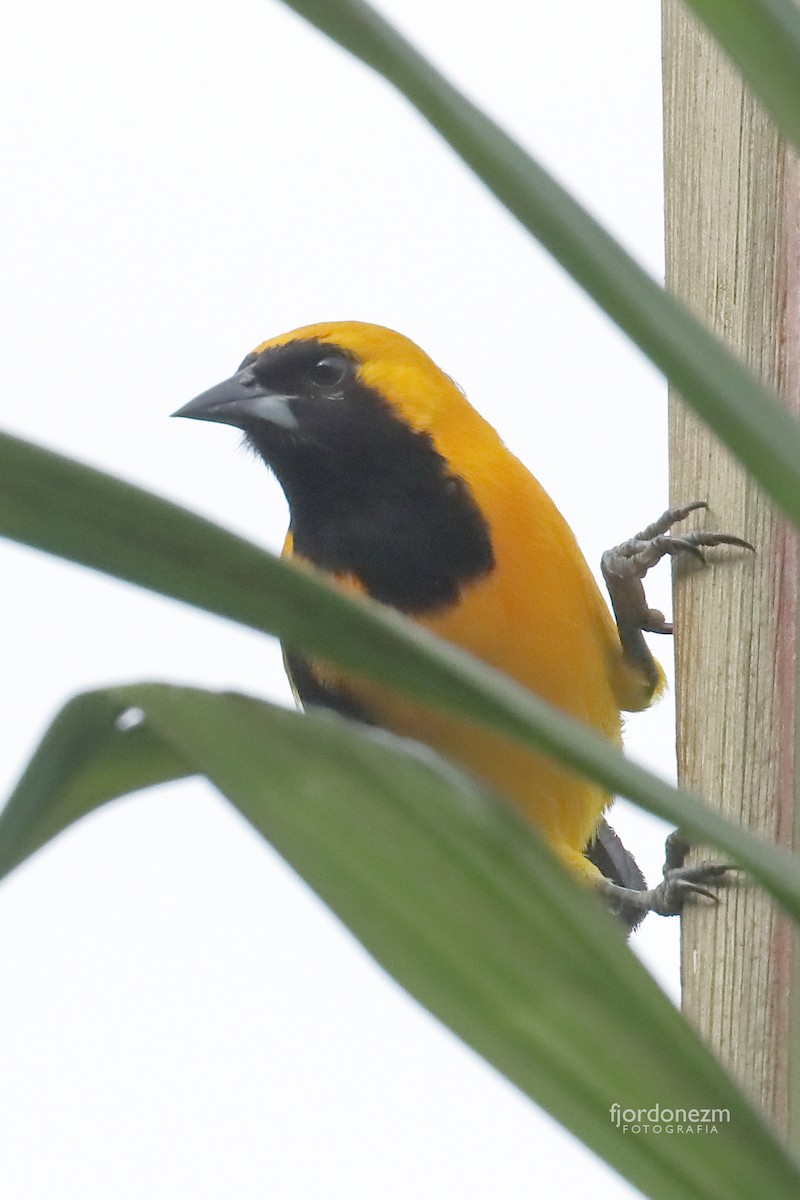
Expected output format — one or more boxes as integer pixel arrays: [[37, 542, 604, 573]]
[[174, 321, 749, 924]]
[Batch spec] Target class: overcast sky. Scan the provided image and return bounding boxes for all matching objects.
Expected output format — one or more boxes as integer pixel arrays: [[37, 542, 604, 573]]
[[1, 2, 680, 1196]]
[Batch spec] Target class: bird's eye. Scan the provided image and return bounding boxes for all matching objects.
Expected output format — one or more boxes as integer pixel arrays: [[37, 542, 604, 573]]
[[310, 354, 349, 388]]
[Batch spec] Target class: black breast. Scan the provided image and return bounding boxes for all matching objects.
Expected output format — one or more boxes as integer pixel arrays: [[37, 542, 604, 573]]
[[244, 341, 495, 614]]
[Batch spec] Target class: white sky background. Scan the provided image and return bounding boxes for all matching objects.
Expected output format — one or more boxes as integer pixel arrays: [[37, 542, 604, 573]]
[[0, 1, 684, 1196]]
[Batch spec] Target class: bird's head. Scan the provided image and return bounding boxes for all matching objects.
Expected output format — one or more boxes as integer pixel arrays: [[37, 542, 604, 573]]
[[173, 321, 501, 606], [173, 321, 494, 488]]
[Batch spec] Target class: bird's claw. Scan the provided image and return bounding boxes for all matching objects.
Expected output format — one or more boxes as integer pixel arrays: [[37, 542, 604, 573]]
[[599, 829, 739, 927], [601, 501, 754, 695], [601, 501, 754, 593], [600, 861, 736, 924], [643, 861, 735, 916]]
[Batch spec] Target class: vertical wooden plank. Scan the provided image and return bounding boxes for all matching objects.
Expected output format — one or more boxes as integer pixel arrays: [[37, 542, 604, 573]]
[[662, 1, 800, 1134]]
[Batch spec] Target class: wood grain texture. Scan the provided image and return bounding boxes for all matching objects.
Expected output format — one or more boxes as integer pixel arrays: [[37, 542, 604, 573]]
[[662, 1, 800, 1134]]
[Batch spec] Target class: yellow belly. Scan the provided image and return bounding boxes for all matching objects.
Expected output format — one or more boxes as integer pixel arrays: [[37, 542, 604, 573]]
[[322, 668, 616, 882]]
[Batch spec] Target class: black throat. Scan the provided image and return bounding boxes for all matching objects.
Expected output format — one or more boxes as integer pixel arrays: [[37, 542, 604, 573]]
[[244, 368, 495, 613]]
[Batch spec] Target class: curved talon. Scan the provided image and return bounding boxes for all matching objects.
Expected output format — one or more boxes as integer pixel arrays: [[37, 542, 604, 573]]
[[680, 532, 755, 552], [680, 884, 719, 904], [633, 501, 708, 541], [674, 538, 754, 565]]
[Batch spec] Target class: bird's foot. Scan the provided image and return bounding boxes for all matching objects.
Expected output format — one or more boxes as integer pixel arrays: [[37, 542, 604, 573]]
[[601, 501, 753, 693], [599, 830, 738, 927]]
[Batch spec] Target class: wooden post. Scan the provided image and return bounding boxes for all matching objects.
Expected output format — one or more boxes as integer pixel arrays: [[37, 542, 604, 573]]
[[662, 2, 800, 1136]]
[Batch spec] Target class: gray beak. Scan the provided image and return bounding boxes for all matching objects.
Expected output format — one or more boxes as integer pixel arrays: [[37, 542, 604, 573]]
[[172, 367, 299, 429]]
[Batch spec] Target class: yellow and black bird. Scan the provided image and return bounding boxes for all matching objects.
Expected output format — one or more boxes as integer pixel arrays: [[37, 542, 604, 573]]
[[175, 321, 746, 925]]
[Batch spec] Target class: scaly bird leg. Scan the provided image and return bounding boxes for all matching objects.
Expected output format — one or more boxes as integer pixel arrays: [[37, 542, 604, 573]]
[[598, 505, 752, 925], [600, 501, 754, 694]]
